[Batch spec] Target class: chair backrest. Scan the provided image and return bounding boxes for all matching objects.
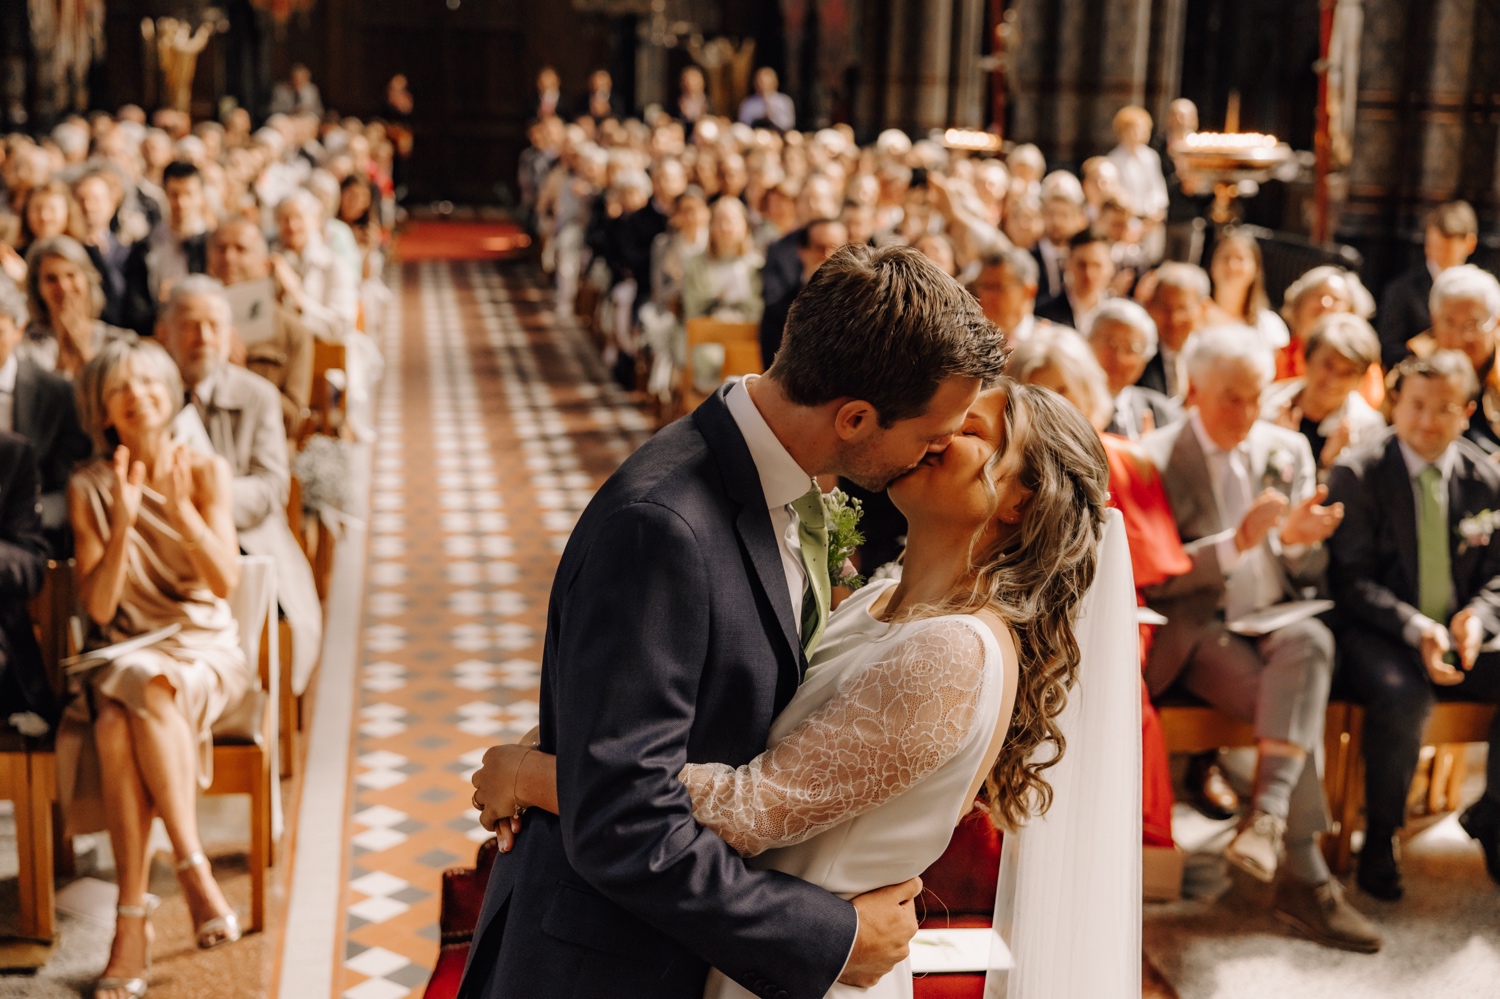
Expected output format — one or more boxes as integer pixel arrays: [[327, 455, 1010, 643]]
[[683, 318, 762, 406], [229, 555, 277, 692], [308, 340, 348, 438], [26, 560, 78, 702]]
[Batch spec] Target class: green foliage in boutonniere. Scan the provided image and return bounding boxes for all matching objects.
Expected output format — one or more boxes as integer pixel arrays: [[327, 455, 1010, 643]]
[[823, 488, 867, 589], [1261, 446, 1296, 497]]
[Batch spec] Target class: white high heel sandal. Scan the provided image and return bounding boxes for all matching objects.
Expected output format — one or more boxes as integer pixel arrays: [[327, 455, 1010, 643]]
[[175, 851, 243, 950], [94, 894, 159, 999]]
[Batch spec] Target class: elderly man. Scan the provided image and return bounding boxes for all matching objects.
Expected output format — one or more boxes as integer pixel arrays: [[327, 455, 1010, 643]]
[[1377, 201, 1480, 369], [208, 217, 314, 439], [0, 279, 89, 556], [1086, 298, 1182, 439], [972, 247, 1042, 345], [272, 189, 359, 343], [1141, 328, 1380, 953], [1036, 230, 1116, 334], [1328, 351, 1500, 900], [159, 276, 321, 695], [1262, 313, 1387, 475], [1139, 262, 1211, 398], [1404, 264, 1500, 455]]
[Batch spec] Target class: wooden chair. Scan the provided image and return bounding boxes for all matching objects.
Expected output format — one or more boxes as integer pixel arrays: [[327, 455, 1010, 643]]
[[1, 561, 76, 943], [1329, 702, 1498, 873], [206, 555, 280, 933], [305, 340, 348, 440], [678, 318, 763, 415]]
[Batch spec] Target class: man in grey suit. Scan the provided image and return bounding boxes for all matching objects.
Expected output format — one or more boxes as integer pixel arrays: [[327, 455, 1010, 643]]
[[1141, 327, 1381, 952], [160, 277, 323, 697]]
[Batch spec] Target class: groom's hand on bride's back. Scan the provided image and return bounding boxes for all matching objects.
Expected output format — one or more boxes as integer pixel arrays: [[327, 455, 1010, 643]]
[[838, 877, 923, 987]]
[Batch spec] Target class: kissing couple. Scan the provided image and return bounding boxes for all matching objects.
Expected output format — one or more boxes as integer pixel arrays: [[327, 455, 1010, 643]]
[[462, 244, 1141, 999]]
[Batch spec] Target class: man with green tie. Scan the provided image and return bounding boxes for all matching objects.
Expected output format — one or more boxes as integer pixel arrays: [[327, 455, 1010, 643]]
[[1328, 350, 1500, 901]]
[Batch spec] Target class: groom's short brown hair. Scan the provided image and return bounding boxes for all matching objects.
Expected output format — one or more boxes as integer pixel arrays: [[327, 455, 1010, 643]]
[[768, 243, 1006, 425]]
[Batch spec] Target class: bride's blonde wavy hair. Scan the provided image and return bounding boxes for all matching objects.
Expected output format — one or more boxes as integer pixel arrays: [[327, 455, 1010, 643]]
[[907, 380, 1110, 830]]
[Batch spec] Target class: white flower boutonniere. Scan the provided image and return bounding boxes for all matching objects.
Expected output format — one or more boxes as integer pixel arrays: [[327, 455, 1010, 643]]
[[1262, 447, 1297, 496], [1458, 509, 1500, 555], [823, 488, 867, 589]]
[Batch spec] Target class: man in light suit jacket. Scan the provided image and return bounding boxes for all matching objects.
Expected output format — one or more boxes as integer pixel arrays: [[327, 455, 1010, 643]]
[[1141, 327, 1381, 953], [0, 282, 90, 556], [160, 278, 323, 696], [1326, 351, 1500, 900], [460, 245, 1007, 999]]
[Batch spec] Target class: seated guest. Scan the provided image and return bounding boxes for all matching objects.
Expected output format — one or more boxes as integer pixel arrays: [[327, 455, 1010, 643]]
[[73, 168, 154, 336], [682, 197, 764, 325], [1262, 314, 1387, 475], [913, 233, 957, 278], [758, 217, 845, 368], [1035, 230, 1116, 333], [0, 280, 90, 555], [1208, 229, 1290, 352], [971, 247, 1043, 347], [159, 277, 322, 697], [1377, 200, 1479, 370], [1139, 261, 1211, 398], [20, 236, 133, 379], [1002, 191, 1044, 251], [1033, 173, 1087, 302], [1106, 106, 1169, 230], [1008, 326, 1185, 850], [66, 337, 249, 997], [737, 67, 796, 132], [271, 189, 359, 343], [1086, 298, 1182, 439], [0, 430, 56, 738], [1406, 264, 1500, 455], [1141, 327, 1380, 952], [1326, 351, 1500, 898], [17, 180, 83, 258], [674, 65, 710, 126], [144, 161, 213, 303], [206, 218, 314, 439], [1278, 264, 1379, 399]]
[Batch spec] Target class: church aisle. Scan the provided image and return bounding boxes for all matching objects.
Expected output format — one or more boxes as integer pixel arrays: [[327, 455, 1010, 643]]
[[333, 258, 651, 999]]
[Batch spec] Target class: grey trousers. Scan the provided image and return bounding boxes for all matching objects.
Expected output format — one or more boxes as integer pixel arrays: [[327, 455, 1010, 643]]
[[1179, 617, 1336, 840]]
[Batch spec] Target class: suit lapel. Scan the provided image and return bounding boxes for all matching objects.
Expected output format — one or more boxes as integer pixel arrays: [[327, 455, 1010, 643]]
[[1382, 438, 1421, 593], [1167, 422, 1218, 537], [693, 386, 806, 676], [11, 359, 39, 441]]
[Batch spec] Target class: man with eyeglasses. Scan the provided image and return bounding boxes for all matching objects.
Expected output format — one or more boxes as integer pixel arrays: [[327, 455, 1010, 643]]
[[1407, 264, 1500, 454]]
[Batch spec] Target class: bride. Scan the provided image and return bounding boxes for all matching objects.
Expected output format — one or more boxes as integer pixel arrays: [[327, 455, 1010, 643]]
[[475, 381, 1133, 998]]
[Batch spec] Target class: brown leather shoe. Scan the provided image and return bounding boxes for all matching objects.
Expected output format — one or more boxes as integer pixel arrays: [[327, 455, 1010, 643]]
[[1273, 878, 1383, 954], [1186, 750, 1240, 821]]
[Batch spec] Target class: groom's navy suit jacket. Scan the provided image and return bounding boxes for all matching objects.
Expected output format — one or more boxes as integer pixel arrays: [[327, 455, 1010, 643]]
[[459, 386, 858, 999]]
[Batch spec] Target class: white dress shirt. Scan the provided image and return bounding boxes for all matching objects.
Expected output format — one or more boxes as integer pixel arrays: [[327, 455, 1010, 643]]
[[0, 352, 15, 434], [1190, 413, 1284, 619], [1398, 438, 1458, 646], [726, 376, 816, 628]]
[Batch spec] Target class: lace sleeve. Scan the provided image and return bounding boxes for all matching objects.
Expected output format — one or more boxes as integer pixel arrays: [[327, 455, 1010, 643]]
[[678, 618, 990, 857]]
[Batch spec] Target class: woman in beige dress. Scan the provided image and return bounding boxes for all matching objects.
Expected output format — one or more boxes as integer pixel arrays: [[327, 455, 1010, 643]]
[[69, 336, 250, 999]]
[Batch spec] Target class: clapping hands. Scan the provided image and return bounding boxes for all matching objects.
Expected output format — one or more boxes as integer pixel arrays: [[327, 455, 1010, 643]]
[[1237, 485, 1344, 551], [109, 445, 146, 531]]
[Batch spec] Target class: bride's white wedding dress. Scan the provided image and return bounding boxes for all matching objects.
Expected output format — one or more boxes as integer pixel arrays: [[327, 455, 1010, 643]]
[[684, 577, 1018, 999]]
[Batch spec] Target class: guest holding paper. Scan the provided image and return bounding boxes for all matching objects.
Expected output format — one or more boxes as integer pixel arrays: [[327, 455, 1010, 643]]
[[1326, 350, 1500, 900], [1140, 327, 1381, 953], [64, 336, 249, 999]]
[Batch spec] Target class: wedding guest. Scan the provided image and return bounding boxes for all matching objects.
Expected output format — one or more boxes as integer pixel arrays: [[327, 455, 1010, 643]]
[[0, 279, 90, 554], [1278, 264, 1377, 390], [1086, 298, 1182, 439], [682, 197, 764, 324], [268, 63, 324, 117], [971, 247, 1041, 346], [1377, 201, 1479, 369], [72, 168, 154, 336], [913, 233, 957, 277], [0, 429, 55, 738], [1208, 229, 1290, 352], [759, 217, 845, 368], [1036, 230, 1116, 333], [18, 179, 83, 256], [675, 65, 710, 126], [206, 218, 314, 439], [1326, 350, 1500, 899], [65, 337, 249, 998], [1002, 191, 1044, 251], [1006, 143, 1046, 192], [1033, 173, 1087, 302], [20, 235, 133, 379], [1081, 156, 1124, 224], [271, 189, 358, 342], [582, 69, 623, 124], [1107, 106, 1169, 226], [1139, 262, 1211, 398], [648, 188, 711, 319], [1141, 328, 1380, 952], [144, 160, 213, 303], [1261, 314, 1386, 475], [158, 276, 322, 695], [737, 67, 796, 132], [1404, 264, 1500, 455]]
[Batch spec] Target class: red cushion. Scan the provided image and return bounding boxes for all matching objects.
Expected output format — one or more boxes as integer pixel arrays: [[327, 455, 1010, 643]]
[[917, 807, 1002, 920], [422, 945, 469, 999], [914, 975, 987, 999]]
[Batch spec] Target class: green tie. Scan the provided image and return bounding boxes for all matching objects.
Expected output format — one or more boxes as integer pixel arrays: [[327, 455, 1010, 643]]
[[1417, 466, 1451, 622], [790, 483, 831, 657]]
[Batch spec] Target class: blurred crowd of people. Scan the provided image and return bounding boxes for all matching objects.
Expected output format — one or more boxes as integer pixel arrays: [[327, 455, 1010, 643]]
[[517, 62, 1500, 954]]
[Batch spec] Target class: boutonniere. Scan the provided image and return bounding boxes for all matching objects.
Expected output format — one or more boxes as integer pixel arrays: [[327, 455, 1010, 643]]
[[1458, 509, 1500, 555], [1261, 447, 1296, 495], [823, 488, 867, 589]]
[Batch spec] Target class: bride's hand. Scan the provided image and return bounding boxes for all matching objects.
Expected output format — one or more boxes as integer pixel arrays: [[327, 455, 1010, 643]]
[[472, 744, 541, 839]]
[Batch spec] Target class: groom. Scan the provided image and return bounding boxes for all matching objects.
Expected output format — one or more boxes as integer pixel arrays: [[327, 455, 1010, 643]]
[[460, 244, 1006, 999]]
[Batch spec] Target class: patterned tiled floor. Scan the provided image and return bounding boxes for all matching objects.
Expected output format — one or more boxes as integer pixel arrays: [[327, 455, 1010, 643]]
[[336, 260, 651, 998]]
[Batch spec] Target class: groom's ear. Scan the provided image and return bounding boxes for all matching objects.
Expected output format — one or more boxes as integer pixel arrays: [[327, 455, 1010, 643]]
[[833, 399, 878, 441]]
